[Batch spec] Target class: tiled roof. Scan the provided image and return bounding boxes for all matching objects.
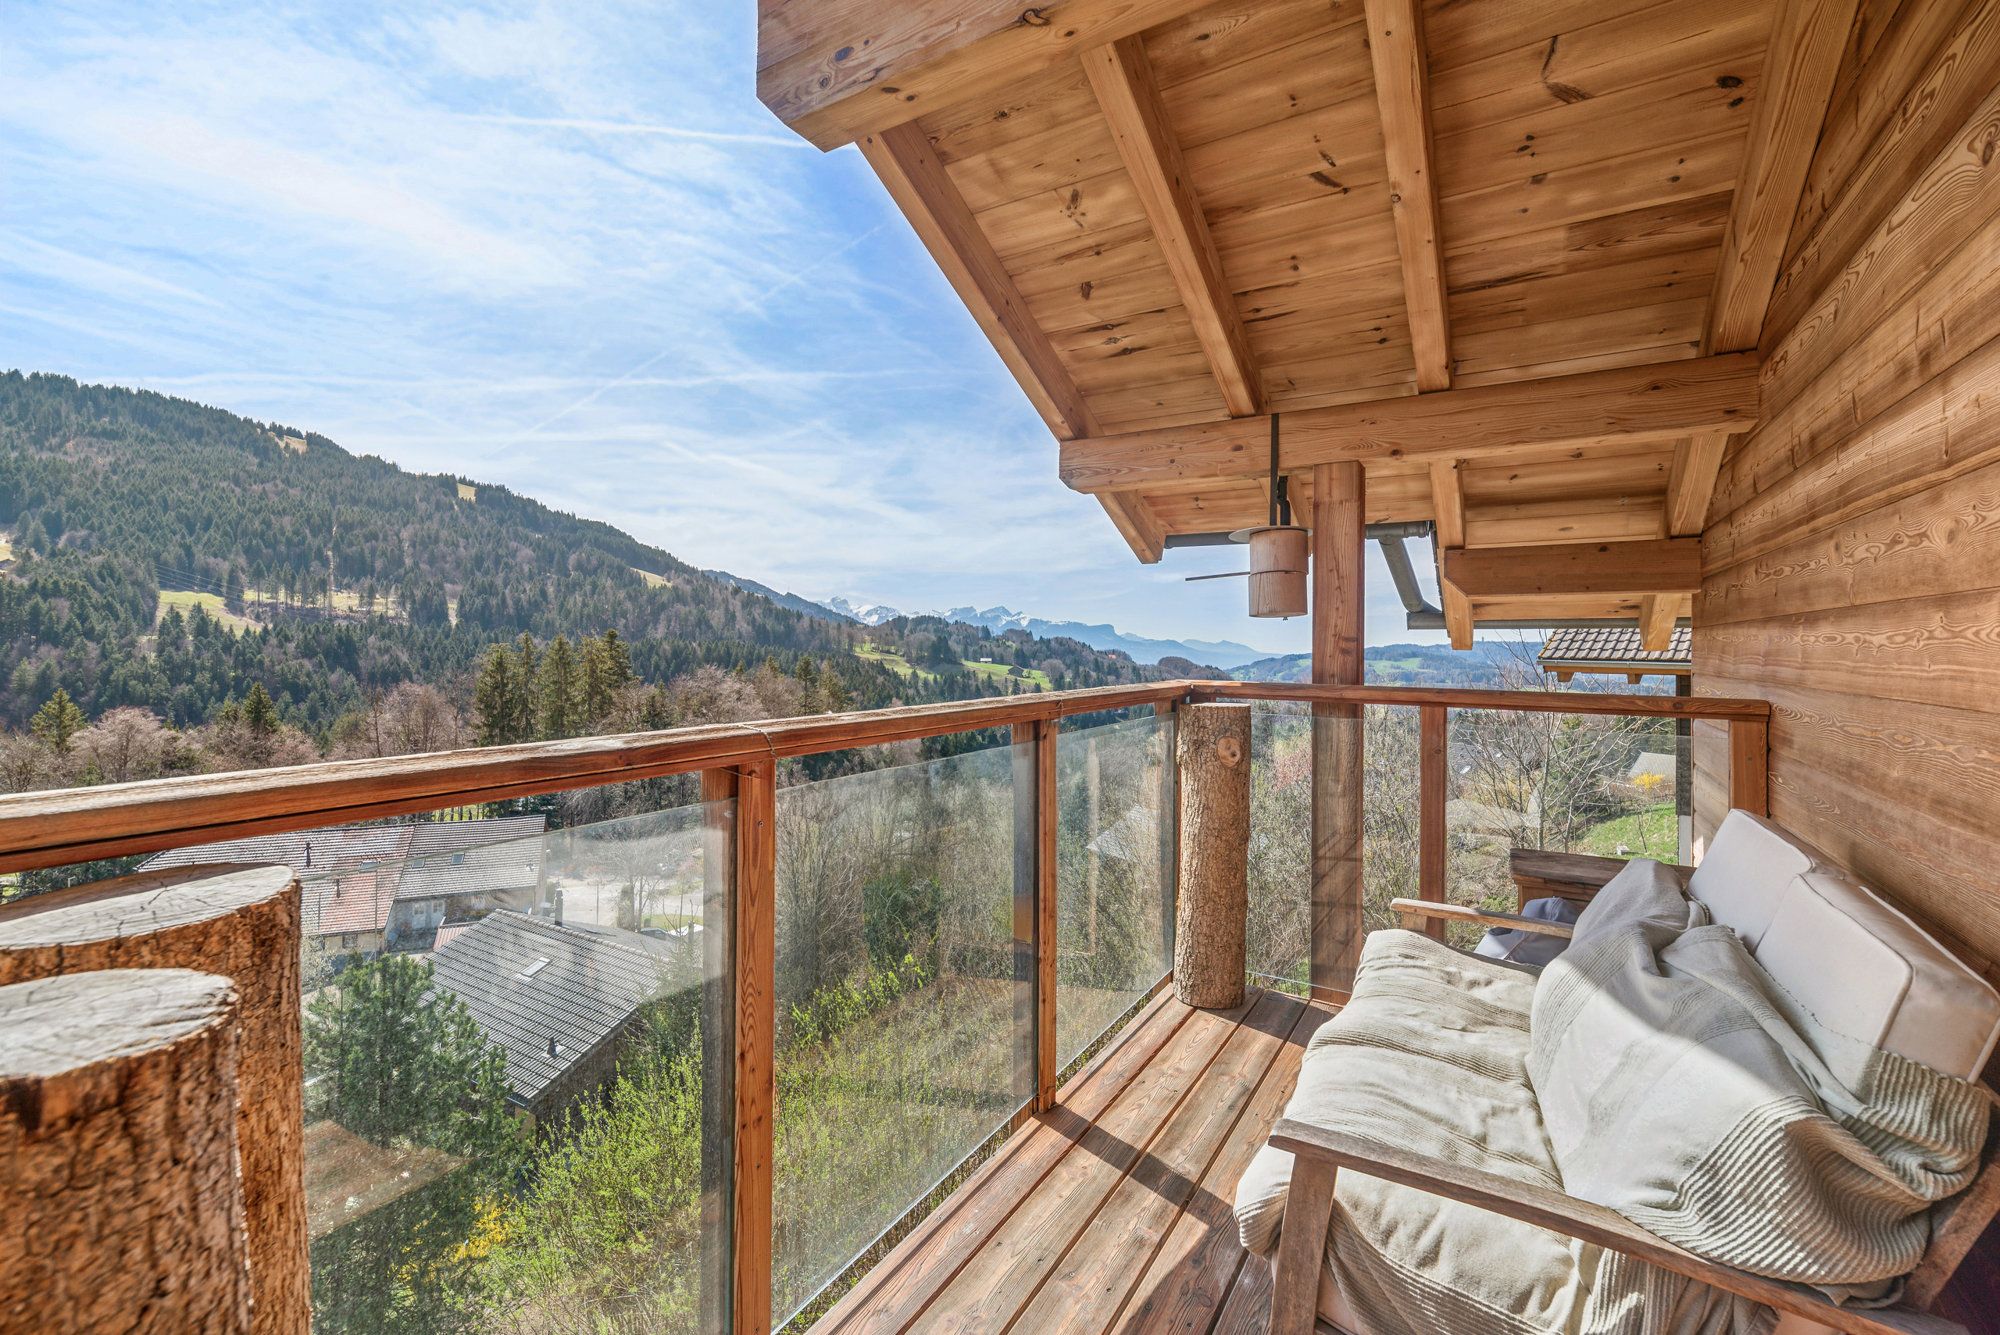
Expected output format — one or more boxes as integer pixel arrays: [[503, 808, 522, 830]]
[[302, 870, 393, 938], [140, 814, 548, 903], [1537, 625, 1691, 671], [427, 910, 683, 1109]]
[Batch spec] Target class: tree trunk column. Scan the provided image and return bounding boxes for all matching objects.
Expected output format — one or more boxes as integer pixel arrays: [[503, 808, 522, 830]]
[[0, 866, 307, 1335], [0, 969, 253, 1335], [1175, 702, 1251, 1009], [1312, 460, 1366, 998]]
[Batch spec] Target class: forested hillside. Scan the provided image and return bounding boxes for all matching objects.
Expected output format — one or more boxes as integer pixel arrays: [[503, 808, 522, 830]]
[[0, 372, 1163, 747]]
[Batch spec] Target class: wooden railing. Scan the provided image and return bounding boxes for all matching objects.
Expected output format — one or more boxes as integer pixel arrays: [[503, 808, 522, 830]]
[[0, 678, 1770, 1334]]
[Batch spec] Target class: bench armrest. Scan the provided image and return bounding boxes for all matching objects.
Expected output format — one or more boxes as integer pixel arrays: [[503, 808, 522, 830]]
[[1267, 1118, 1966, 1335], [1389, 898, 1574, 939], [1509, 848, 1693, 911]]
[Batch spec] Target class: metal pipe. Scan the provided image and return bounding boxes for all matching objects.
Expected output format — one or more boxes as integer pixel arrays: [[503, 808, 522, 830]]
[[1378, 534, 1439, 618], [1403, 610, 1694, 631], [1164, 520, 1434, 549]]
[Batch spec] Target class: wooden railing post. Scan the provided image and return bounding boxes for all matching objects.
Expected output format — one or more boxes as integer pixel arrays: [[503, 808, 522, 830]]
[[1418, 705, 1447, 941], [1310, 460, 1366, 1001], [1153, 700, 1180, 972], [730, 759, 777, 1335], [1729, 717, 1769, 817]]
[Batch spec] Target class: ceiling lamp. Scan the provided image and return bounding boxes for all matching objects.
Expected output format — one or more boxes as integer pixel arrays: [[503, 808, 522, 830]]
[[1185, 416, 1310, 619]]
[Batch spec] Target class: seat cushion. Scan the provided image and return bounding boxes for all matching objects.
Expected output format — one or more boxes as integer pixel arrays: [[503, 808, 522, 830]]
[[1755, 870, 2000, 1080], [1687, 810, 1829, 948]]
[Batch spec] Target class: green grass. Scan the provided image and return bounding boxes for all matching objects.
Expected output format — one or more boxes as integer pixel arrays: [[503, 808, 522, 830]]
[[855, 642, 935, 681], [0, 532, 12, 563], [1580, 803, 1679, 860], [157, 589, 257, 635], [632, 567, 670, 589], [960, 659, 1049, 688]]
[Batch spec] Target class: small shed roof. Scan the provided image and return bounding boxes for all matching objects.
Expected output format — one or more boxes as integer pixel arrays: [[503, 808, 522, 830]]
[[1538, 626, 1691, 677]]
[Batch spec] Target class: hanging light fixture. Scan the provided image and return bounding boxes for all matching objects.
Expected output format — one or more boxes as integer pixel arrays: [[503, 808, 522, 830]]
[[1184, 415, 1310, 618]]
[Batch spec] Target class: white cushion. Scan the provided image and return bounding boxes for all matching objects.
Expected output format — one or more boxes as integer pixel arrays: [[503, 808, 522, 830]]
[[1755, 869, 2000, 1081], [1687, 811, 1827, 948]]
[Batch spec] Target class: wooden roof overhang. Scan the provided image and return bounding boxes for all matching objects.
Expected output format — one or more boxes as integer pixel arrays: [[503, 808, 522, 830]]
[[757, 0, 1857, 647]]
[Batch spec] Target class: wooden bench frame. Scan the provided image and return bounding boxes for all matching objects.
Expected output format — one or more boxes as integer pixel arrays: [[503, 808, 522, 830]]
[[1266, 898, 2000, 1335]]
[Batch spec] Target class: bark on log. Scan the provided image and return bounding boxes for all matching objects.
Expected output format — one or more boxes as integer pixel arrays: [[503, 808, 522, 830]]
[[0, 968, 252, 1335], [0, 865, 306, 1335], [1175, 702, 1251, 1008]]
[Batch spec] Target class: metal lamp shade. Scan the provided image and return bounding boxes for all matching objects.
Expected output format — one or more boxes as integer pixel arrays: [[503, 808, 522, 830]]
[[1246, 526, 1308, 618]]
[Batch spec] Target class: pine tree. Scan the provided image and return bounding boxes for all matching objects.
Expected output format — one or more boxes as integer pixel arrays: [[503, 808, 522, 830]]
[[242, 681, 280, 736], [30, 687, 87, 755], [473, 646, 518, 745], [512, 634, 541, 741], [538, 634, 581, 739]]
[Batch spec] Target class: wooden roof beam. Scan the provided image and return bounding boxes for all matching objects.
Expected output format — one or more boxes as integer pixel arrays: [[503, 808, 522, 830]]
[[758, 0, 1215, 151], [1364, 0, 1450, 392], [1084, 36, 1261, 417], [1443, 539, 1703, 599], [861, 121, 1097, 439], [1098, 491, 1166, 564], [1704, 0, 1862, 352], [1058, 353, 1760, 493], [1663, 429, 1731, 537], [1427, 460, 1472, 649]]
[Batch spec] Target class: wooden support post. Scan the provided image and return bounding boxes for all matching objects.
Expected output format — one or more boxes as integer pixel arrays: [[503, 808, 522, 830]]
[[1034, 719, 1059, 1110], [1418, 705, 1447, 941], [1270, 1157, 1339, 1335], [1312, 461, 1366, 999], [1174, 702, 1250, 1009], [698, 768, 738, 1332], [0, 969, 252, 1335], [0, 866, 306, 1335], [731, 758, 776, 1335], [1729, 717, 1769, 818]]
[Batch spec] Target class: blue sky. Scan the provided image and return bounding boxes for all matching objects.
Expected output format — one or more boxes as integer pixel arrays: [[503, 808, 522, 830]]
[[0, 0, 1444, 653]]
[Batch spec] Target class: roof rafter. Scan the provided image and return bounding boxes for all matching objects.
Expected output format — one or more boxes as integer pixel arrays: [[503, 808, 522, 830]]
[[1443, 539, 1703, 599], [1084, 35, 1261, 417], [1058, 353, 1760, 494], [759, 0, 1216, 151], [861, 121, 1097, 439], [1363, 0, 1450, 392], [1098, 491, 1166, 564], [1704, 0, 1862, 352]]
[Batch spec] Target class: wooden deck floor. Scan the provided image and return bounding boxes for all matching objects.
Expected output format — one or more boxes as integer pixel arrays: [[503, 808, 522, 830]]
[[812, 985, 1327, 1335], [810, 983, 2000, 1335]]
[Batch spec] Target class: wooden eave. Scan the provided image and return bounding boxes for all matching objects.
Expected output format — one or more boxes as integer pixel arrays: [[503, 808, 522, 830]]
[[757, 0, 1854, 631]]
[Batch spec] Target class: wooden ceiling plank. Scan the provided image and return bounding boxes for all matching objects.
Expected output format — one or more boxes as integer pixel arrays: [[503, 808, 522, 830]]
[[1428, 459, 1473, 648], [1703, 0, 1864, 352], [1664, 427, 1732, 535], [1443, 538, 1703, 598], [1058, 352, 1760, 493], [1084, 36, 1262, 416], [861, 121, 1097, 440], [1098, 491, 1166, 563], [1364, 0, 1452, 392], [757, 0, 1215, 151]]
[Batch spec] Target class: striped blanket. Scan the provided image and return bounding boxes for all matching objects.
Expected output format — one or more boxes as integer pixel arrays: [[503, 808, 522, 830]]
[[1233, 862, 1988, 1334]]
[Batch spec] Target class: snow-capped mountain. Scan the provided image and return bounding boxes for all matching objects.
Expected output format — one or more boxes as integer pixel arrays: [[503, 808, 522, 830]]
[[818, 595, 906, 626], [811, 598, 1274, 670]]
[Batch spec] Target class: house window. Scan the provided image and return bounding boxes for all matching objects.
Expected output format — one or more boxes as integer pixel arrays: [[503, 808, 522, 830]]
[[517, 956, 550, 980]]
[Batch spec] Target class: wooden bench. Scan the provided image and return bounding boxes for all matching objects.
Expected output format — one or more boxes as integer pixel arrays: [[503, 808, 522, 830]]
[[1508, 847, 1692, 912]]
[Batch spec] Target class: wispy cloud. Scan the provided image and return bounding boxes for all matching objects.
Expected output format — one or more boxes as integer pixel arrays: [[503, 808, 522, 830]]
[[456, 112, 814, 149]]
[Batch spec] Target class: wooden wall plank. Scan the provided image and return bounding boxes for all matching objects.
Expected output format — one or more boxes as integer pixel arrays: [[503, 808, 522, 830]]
[[1363, 0, 1451, 391]]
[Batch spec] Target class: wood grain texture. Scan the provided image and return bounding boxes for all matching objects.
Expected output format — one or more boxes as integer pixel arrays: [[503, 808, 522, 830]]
[[1428, 459, 1473, 647], [1097, 490, 1167, 563], [1311, 462, 1366, 998], [1363, 0, 1450, 391], [1705, 0, 1863, 351], [1443, 537, 1703, 597], [1058, 353, 1762, 493], [1085, 35, 1261, 415], [734, 759, 776, 1335], [0, 866, 306, 1335], [0, 969, 252, 1335]]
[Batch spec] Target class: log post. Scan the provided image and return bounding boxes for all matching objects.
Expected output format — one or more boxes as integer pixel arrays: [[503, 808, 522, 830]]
[[1175, 702, 1251, 1008], [0, 865, 307, 1335], [0, 968, 252, 1335]]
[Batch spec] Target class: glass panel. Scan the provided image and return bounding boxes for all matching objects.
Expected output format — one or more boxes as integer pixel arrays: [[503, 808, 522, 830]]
[[771, 740, 1025, 1327], [1246, 703, 1310, 995], [1361, 704, 1423, 937], [1055, 711, 1174, 1070], [1445, 705, 1690, 944], [84, 788, 738, 1335]]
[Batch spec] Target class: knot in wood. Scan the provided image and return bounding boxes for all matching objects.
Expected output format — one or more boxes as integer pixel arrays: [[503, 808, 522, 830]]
[[1215, 736, 1243, 767], [1018, 7, 1052, 26]]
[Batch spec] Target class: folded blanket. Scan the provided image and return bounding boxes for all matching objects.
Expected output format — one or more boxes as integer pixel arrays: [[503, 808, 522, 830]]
[[1532, 860, 1990, 1304], [1233, 860, 1990, 1335]]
